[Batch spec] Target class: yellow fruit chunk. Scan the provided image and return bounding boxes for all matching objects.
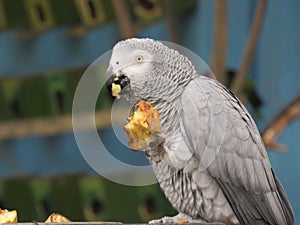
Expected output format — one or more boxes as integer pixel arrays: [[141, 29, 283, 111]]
[[0, 209, 17, 225], [178, 218, 187, 224], [112, 83, 121, 98], [45, 213, 71, 223], [124, 101, 162, 150]]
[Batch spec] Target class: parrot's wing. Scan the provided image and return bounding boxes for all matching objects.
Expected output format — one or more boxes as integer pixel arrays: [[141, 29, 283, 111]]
[[180, 76, 294, 225]]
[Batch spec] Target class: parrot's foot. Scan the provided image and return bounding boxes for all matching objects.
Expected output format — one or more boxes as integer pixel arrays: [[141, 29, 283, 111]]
[[149, 213, 225, 224]]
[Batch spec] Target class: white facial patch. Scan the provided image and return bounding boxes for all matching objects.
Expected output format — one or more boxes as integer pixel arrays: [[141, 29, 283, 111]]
[[109, 48, 154, 75]]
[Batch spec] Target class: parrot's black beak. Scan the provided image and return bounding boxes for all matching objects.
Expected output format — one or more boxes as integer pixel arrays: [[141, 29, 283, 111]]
[[106, 70, 130, 98]]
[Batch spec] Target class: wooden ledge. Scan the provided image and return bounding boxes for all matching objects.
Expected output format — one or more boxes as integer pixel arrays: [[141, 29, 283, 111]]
[[8, 223, 224, 225]]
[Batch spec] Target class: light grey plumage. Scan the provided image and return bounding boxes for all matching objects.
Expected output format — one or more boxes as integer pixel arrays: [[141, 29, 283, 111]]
[[106, 38, 295, 225]]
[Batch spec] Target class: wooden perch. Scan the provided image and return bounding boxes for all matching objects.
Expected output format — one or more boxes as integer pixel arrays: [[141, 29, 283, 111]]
[[4, 212, 224, 225], [262, 94, 300, 151], [10, 223, 224, 225]]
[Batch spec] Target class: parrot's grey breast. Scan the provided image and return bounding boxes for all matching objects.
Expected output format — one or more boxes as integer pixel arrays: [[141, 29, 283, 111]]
[[149, 154, 239, 224]]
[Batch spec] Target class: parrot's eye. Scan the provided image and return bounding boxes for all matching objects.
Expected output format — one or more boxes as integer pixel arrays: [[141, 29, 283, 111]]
[[136, 55, 143, 62]]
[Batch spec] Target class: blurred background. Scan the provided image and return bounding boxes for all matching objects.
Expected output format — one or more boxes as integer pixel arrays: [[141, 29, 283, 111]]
[[0, 0, 299, 223]]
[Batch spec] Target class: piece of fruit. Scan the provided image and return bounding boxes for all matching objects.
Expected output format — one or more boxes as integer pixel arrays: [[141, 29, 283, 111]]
[[124, 101, 162, 150], [178, 218, 187, 224], [45, 213, 71, 223], [111, 83, 121, 98], [0, 209, 17, 225]]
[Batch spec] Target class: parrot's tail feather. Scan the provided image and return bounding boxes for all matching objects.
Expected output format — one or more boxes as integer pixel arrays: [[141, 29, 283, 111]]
[[274, 176, 295, 224]]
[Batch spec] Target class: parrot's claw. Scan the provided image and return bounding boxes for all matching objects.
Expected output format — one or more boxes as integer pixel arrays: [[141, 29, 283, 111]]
[[149, 213, 225, 224], [149, 132, 165, 148]]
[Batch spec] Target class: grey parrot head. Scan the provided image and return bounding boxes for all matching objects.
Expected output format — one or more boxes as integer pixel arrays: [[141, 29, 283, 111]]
[[106, 38, 197, 103]]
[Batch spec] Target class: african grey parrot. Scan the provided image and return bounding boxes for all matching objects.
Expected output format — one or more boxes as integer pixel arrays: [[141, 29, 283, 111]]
[[105, 38, 294, 225]]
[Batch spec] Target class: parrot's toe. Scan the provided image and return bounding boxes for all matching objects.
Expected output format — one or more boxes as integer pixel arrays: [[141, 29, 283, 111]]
[[149, 216, 181, 224], [149, 215, 186, 224], [149, 213, 224, 224]]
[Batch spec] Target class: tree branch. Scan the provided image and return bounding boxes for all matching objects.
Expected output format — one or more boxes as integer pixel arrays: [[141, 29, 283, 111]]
[[163, 0, 179, 43], [211, 0, 228, 84], [262, 94, 300, 151], [231, 0, 267, 97], [111, 0, 135, 38]]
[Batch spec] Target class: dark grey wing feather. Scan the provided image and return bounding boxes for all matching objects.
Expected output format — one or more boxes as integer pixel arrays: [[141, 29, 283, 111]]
[[274, 175, 295, 224], [181, 76, 295, 225], [216, 179, 279, 225]]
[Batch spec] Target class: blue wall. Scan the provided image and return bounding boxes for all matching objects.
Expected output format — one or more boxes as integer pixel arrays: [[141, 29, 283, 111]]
[[0, 0, 299, 222]]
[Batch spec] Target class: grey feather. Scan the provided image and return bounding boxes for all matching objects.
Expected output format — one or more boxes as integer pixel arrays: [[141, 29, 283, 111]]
[[181, 76, 294, 225]]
